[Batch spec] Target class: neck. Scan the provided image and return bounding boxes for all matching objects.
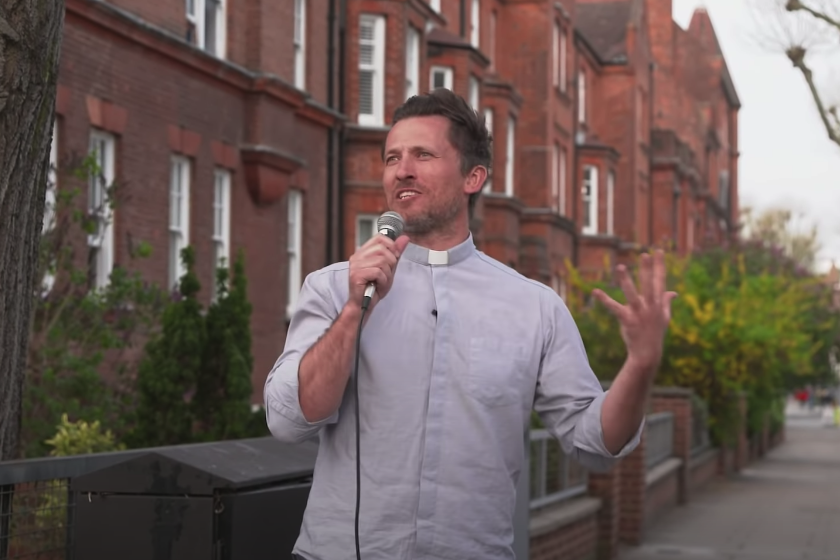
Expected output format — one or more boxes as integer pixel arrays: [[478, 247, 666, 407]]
[[408, 218, 471, 251]]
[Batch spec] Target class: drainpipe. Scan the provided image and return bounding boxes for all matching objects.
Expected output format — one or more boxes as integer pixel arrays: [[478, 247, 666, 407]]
[[337, 0, 347, 262], [460, 0, 466, 37], [326, 0, 337, 264], [648, 61, 655, 249], [571, 37, 580, 268]]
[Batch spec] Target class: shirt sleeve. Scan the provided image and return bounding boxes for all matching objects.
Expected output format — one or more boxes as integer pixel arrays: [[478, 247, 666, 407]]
[[264, 270, 342, 444], [533, 289, 644, 472]]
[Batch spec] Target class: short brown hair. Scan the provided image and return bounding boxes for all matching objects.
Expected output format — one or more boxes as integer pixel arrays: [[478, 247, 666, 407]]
[[389, 88, 493, 216]]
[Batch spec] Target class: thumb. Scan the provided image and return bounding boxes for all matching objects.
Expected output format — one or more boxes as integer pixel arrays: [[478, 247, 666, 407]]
[[395, 234, 411, 256]]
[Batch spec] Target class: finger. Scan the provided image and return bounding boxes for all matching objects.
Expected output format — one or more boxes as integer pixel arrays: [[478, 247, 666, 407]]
[[592, 288, 626, 318], [394, 235, 411, 256], [358, 245, 398, 270], [616, 265, 641, 309], [652, 250, 666, 304], [639, 253, 654, 304], [663, 291, 678, 322]]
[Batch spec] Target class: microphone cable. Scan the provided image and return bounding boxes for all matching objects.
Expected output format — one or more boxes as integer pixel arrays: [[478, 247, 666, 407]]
[[354, 295, 372, 560]]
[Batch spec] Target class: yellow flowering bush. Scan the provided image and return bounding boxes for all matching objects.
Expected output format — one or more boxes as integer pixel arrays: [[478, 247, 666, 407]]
[[565, 242, 840, 445]]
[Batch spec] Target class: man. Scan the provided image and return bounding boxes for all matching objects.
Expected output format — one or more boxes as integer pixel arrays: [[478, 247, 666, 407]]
[[265, 88, 676, 560]]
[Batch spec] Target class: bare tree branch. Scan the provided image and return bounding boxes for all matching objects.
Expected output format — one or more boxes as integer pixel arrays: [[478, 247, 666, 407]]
[[786, 45, 840, 146], [786, 1, 840, 33]]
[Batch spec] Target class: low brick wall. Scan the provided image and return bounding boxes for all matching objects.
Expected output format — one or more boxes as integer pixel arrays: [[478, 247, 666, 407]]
[[529, 498, 601, 560], [644, 458, 682, 526], [688, 448, 718, 492]]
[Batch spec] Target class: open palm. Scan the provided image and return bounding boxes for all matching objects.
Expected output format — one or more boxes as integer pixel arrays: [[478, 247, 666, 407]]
[[591, 250, 677, 370]]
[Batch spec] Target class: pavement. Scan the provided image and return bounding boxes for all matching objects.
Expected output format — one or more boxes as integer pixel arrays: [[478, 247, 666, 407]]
[[618, 401, 840, 560]]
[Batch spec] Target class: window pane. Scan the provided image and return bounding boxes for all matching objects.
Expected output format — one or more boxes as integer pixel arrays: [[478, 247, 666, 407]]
[[359, 70, 373, 115]]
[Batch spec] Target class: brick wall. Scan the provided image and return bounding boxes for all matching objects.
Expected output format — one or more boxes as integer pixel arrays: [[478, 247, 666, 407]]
[[530, 507, 599, 560]]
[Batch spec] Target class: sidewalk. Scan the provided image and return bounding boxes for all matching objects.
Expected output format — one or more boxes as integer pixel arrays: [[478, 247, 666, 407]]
[[618, 405, 840, 560]]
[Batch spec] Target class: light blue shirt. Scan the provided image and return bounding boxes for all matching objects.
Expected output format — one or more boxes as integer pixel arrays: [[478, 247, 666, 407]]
[[265, 234, 642, 560]]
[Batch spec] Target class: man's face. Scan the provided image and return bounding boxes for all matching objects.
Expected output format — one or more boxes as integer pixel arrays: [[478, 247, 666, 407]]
[[382, 116, 470, 236]]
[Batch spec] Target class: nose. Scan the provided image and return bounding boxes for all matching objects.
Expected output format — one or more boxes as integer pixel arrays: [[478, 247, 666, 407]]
[[395, 155, 417, 182]]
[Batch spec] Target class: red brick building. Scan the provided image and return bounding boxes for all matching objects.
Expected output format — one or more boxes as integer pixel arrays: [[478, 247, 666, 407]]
[[50, 0, 739, 403]]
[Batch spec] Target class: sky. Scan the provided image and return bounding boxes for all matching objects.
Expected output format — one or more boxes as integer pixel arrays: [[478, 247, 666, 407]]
[[672, 0, 840, 273]]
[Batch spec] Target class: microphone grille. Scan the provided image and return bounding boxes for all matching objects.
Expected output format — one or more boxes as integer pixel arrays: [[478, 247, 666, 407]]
[[377, 211, 405, 238]]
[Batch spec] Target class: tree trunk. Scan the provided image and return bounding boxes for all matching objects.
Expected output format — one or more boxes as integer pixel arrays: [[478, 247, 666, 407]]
[[0, 1, 65, 461]]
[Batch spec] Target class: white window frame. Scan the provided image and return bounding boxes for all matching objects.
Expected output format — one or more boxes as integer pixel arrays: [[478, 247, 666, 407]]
[[430, 65, 454, 91], [358, 14, 386, 126], [186, 0, 226, 58], [294, 0, 306, 89], [505, 115, 515, 197], [87, 130, 116, 291], [287, 190, 303, 319], [607, 170, 615, 235], [468, 76, 479, 110], [169, 155, 191, 290], [405, 26, 420, 100], [470, 0, 480, 48], [483, 108, 494, 192], [429, 0, 441, 12], [582, 164, 598, 235], [212, 168, 232, 272], [356, 214, 379, 248], [578, 70, 586, 123]]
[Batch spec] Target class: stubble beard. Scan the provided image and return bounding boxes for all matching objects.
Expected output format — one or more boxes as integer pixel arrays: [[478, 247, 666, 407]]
[[403, 198, 463, 236]]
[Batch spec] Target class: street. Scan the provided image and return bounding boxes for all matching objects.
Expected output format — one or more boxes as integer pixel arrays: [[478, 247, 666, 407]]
[[619, 403, 840, 560]]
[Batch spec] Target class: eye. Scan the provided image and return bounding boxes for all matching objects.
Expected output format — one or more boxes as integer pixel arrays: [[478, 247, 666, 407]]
[[385, 155, 399, 164]]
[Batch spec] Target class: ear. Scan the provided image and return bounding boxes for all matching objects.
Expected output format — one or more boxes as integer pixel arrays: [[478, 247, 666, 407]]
[[463, 165, 488, 196]]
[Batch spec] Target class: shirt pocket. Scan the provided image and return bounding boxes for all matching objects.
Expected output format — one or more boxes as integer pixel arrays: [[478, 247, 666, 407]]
[[465, 337, 530, 408]]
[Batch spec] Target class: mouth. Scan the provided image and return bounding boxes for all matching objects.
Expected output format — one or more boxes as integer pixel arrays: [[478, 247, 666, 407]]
[[396, 190, 420, 201]]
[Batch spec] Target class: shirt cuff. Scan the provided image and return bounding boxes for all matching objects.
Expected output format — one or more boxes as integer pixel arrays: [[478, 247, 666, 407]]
[[574, 390, 645, 460], [264, 359, 338, 443]]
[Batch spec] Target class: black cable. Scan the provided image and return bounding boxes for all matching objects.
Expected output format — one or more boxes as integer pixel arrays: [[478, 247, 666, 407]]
[[354, 295, 371, 560]]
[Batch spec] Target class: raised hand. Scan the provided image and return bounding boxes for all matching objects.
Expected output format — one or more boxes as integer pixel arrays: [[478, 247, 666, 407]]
[[591, 250, 677, 371]]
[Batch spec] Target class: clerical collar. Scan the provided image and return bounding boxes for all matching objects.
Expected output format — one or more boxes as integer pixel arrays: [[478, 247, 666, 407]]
[[402, 234, 475, 266]]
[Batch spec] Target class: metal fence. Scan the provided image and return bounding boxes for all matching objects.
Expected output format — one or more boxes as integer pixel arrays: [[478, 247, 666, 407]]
[[644, 412, 674, 469], [691, 399, 712, 456], [528, 429, 588, 509], [0, 448, 171, 560]]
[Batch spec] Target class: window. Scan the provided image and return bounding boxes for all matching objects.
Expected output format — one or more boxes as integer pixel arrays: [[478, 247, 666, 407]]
[[552, 274, 567, 300], [429, 0, 440, 11], [607, 170, 615, 235], [582, 165, 598, 235], [559, 147, 567, 215], [42, 120, 59, 294], [505, 116, 515, 197], [560, 28, 567, 92], [719, 170, 730, 211], [87, 131, 116, 290], [578, 70, 586, 124], [287, 190, 303, 318], [430, 66, 453, 90], [468, 76, 479, 110], [405, 26, 420, 100], [294, 0, 306, 89], [358, 14, 386, 126], [169, 156, 191, 290], [212, 169, 232, 292], [186, 0, 226, 58], [356, 214, 378, 248], [470, 0, 480, 48]]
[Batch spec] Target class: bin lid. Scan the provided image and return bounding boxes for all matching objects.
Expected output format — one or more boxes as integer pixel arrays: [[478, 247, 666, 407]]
[[71, 437, 318, 496]]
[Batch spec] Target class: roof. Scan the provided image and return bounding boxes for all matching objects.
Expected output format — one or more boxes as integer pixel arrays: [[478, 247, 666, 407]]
[[576, 2, 632, 64]]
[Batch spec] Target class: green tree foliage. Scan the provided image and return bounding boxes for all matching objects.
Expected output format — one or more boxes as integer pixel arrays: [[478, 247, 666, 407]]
[[22, 154, 164, 459], [193, 251, 257, 441], [128, 246, 206, 448], [566, 240, 840, 446]]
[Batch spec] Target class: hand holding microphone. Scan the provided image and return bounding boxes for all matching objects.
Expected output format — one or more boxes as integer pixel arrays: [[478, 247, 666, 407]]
[[348, 211, 409, 312]]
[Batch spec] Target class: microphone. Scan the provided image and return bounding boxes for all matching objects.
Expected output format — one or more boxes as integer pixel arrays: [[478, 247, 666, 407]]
[[362, 211, 405, 308]]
